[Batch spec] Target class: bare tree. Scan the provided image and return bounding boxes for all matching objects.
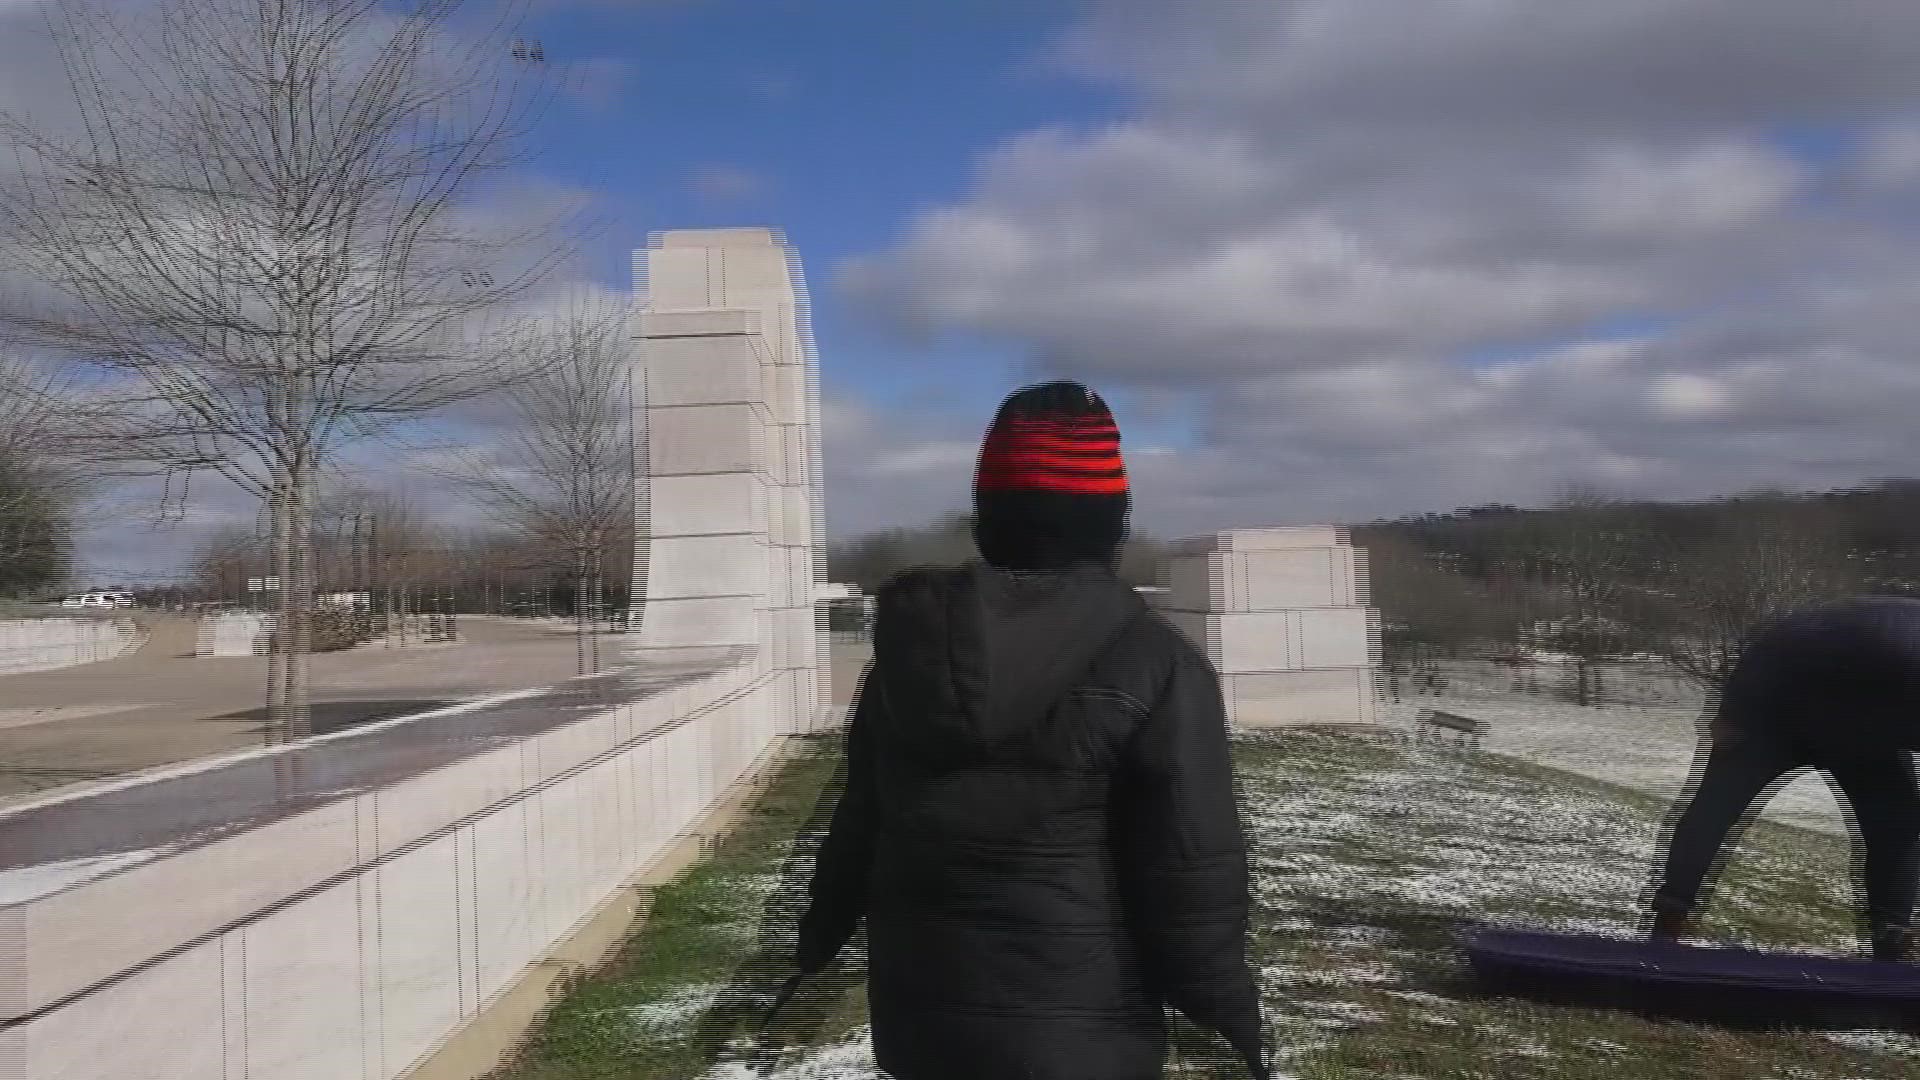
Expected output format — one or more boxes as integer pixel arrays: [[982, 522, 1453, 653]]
[[1642, 495, 1863, 689], [1355, 526, 1525, 695], [0, 356, 84, 595], [1519, 485, 1655, 706], [0, 0, 583, 737], [425, 294, 635, 675], [190, 524, 270, 607], [325, 487, 444, 641]]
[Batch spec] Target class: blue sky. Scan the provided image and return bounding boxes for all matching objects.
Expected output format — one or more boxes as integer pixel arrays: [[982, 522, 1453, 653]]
[[523, 0, 1137, 419], [22, 0, 1920, 583]]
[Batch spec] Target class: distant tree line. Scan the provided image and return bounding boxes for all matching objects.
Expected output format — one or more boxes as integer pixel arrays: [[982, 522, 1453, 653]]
[[823, 480, 1920, 705], [1353, 481, 1917, 701], [186, 489, 634, 625], [825, 510, 1172, 594]]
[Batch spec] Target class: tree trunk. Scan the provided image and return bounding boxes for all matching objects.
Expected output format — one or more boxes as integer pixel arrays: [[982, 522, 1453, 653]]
[[285, 459, 313, 736], [266, 472, 289, 743], [574, 545, 589, 677], [590, 542, 604, 673], [266, 458, 315, 742]]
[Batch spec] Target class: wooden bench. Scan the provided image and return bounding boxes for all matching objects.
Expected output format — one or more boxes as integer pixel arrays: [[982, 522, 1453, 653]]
[[1415, 708, 1489, 750]]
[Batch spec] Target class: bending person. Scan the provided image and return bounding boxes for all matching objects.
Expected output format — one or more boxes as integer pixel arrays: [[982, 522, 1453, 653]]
[[1648, 595, 1920, 961]]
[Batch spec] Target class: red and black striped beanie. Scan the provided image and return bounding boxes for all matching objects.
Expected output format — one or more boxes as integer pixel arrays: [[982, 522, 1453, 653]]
[[972, 381, 1131, 571]]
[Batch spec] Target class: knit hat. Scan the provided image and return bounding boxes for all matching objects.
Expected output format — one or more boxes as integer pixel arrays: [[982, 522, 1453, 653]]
[[972, 380, 1131, 571]]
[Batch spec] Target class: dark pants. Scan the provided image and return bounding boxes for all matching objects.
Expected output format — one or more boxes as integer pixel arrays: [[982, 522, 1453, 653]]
[[1652, 726, 1920, 933]]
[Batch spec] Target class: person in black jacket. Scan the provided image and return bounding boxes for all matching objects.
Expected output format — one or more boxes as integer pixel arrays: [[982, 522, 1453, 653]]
[[792, 381, 1271, 1080], [1647, 595, 1920, 961]]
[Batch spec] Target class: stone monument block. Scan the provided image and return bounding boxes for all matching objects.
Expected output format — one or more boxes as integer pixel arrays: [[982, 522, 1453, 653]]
[[1160, 527, 1383, 728]]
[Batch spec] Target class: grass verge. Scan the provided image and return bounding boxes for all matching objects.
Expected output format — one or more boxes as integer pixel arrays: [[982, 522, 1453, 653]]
[[491, 729, 1920, 1080]]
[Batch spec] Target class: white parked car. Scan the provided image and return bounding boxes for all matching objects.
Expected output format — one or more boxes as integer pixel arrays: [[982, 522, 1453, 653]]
[[70, 591, 134, 610]]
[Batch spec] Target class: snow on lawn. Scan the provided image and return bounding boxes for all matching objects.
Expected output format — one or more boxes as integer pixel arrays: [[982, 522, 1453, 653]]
[[1382, 661, 1851, 837], [1243, 731, 1660, 1069], [1238, 729, 1920, 1074], [699, 1027, 881, 1080], [587, 730, 1920, 1079], [622, 984, 728, 1033]]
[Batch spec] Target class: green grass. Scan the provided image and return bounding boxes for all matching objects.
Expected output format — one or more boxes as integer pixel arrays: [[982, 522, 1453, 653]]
[[492, 730, 1920, 1080], [490, 734, 872, 1080]]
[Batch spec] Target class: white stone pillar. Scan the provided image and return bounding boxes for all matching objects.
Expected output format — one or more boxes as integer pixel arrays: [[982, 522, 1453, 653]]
[[1160, 527, 1385, 728], [627, 229, 828, 734], [626, 306, 773, 664]]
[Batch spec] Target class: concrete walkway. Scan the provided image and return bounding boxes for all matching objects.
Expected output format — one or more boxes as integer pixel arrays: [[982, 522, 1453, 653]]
[[0, 658, 731, 879], [0, 633, 876, 878], [0, 615, 636, 807]]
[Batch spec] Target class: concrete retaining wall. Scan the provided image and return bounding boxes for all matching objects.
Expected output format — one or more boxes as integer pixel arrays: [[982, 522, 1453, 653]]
[[0, 658, 784, 1080], [0, 618, 139, 675], [194, 612, 269, 657]]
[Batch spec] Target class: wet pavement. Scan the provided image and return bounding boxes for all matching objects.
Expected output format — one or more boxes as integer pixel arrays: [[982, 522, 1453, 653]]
[[0, 616, 633, 807], [0, 655, 738, 875]]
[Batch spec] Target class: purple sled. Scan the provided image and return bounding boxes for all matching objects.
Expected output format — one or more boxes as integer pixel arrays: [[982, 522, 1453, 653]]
[[1462, 927, 1920, 1032]]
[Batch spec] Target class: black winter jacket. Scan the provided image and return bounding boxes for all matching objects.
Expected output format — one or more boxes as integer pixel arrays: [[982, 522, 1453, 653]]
[[1715, 594, 1920, 753], [793, 561, 1267, 1080]]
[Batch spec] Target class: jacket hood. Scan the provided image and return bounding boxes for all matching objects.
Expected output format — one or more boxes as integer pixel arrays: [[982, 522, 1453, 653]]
[[871, 560, 1146, 760]]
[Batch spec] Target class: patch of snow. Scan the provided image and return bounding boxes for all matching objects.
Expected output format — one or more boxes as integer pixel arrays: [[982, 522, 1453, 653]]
[[1245, 743, 1657, 934], [622, 984, 723, 1031], [1819, 1030, 1920, 1059], [1299, 1000, 1386, 1026], [701, 1026, 879, 1080], [1264, 961, 1400, 990], [0, 848, 164, 905], [1383, 672, 1851, 836]]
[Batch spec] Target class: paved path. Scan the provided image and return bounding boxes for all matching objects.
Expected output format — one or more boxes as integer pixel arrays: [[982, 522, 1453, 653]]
[[0, 658, 732, 878], [0, 615, 635, 808], [0, 634, 873, 882]]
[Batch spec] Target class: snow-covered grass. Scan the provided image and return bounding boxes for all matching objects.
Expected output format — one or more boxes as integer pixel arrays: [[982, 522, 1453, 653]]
[[1237, 730, 1920, 1079], [496, 727, 1920, 1080], [1385, 659, 1851, 836]]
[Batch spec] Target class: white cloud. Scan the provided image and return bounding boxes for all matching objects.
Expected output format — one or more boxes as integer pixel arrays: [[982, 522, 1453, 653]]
[[1647, 374, 1733, 422], [867, 441, 979, 477], [1555, 141, 1805, 236], [839, 0, 1920, 531]]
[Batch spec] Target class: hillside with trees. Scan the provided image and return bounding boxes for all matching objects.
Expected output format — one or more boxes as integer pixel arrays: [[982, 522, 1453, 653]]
[[824, 478, 1920, 698]]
